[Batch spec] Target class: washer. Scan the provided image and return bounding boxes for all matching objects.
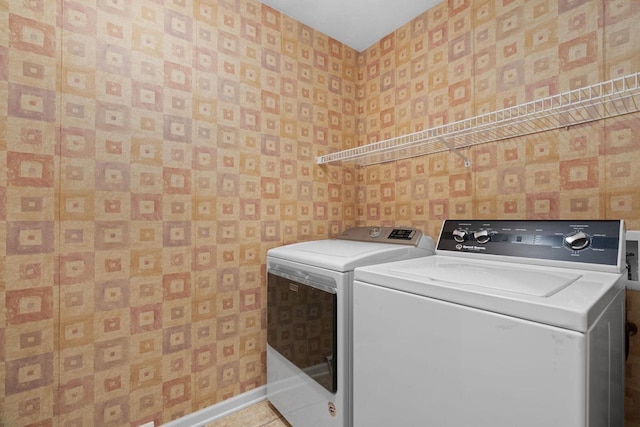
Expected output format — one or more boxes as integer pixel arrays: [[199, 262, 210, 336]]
[[266, 227, 436, 427], [352, 220, 626, 427]]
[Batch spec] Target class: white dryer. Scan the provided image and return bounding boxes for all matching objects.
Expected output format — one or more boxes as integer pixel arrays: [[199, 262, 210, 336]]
[[352, 220, 626, 427], [267, 227, 435, 427]]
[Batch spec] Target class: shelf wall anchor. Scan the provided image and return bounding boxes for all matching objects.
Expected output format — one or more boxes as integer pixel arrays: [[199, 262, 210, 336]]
[[438, 137, 471, 167]]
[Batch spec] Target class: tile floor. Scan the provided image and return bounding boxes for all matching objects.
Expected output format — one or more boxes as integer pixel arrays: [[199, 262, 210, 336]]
[[205, 400, 291, 427]]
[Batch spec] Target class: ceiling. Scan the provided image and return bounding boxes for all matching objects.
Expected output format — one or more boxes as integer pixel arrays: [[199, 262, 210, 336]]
[[259, 0, 442, 52]]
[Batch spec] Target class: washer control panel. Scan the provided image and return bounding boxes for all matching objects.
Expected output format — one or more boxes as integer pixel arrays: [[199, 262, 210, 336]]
[[437, 220, 624, 267]]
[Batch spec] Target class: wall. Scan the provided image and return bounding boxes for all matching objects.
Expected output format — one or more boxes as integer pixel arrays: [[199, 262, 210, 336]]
[[350, 0, 640, 425], [0, 0, 355, 425]]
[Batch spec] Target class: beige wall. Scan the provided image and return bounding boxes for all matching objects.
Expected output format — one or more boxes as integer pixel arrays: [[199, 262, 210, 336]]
[[0, 0, 355, 425], [1, 0, 639, 426]]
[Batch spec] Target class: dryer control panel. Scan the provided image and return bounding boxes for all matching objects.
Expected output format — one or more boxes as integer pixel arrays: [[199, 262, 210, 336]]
[[437, 220, 625, 271], [337, 226, 425, 246]]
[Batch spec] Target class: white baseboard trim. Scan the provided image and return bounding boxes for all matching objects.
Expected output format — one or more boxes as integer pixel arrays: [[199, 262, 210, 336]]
[[162, 385, 267, 427]]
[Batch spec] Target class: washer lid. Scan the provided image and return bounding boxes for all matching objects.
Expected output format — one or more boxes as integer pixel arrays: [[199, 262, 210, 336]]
[[402, 261, 581, 297], [354, 255, 624, 332], [268, 239, 433, 272]]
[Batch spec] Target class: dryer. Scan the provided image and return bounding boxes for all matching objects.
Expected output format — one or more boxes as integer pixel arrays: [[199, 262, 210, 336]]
[[266, 227, 435, 427], [352, 220, 626, 427]]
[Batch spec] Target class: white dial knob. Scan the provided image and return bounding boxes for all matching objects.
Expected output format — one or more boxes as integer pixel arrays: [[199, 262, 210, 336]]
[[565, 231, 590, 250], [452, 229, 468, 243], [474, 229, 491, 244], [369, 227, 382, 238]]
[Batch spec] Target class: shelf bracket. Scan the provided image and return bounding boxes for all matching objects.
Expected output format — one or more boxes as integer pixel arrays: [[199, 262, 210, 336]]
[[438, 137, 471, 167]]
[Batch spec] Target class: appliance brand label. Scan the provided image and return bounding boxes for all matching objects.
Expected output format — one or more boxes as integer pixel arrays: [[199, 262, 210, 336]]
[[457, 244, 487, 251]]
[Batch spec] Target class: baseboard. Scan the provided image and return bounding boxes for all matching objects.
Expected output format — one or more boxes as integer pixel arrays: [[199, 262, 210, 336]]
[[161, 385, 267, 427]]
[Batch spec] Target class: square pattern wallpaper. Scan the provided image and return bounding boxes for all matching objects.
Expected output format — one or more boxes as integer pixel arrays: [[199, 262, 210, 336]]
[[0, 0, 639, 426]]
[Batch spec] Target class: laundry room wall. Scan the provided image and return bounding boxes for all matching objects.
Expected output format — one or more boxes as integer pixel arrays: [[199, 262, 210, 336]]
[[347, 1, 640, 425], [0, 1, 356, 425], [2, 0, 640, 426]]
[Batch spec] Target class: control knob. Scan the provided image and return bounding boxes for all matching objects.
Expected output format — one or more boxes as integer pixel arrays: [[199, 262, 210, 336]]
[[369, 227, 382, 238], [474, 229, 492, 244], [452, 229, 468, 243], [565, 231, 590, 251]]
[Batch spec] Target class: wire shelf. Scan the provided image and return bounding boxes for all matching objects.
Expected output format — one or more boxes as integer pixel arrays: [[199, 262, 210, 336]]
[[316, 72, 640, 166]]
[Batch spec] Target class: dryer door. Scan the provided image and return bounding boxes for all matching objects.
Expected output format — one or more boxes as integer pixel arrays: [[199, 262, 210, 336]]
[[267, 270, 337, 393]]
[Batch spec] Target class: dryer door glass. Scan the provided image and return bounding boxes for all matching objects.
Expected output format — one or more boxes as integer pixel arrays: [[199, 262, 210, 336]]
[[267, 272, 337, 393]]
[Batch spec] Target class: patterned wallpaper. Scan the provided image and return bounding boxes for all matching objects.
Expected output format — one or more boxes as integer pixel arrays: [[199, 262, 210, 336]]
[[354, 0, 640, 237], [1, 0, 355, 425], [1, 0, 640, 426]]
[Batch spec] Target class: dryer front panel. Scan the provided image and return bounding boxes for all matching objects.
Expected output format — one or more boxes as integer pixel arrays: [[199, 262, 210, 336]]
[[267, 271, 337, 393]]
